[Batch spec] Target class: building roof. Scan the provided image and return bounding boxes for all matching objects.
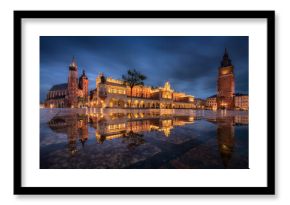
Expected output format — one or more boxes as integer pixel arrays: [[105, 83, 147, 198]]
[[106, 81, 126, 87], [195, 98, 205, 101], [49, 83, 68, 91], [207, 94, 217, 99], [234, 93, 248, 96]]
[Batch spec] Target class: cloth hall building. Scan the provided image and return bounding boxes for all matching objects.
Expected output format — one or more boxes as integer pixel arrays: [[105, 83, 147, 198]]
[[89, 73, 195, 109]]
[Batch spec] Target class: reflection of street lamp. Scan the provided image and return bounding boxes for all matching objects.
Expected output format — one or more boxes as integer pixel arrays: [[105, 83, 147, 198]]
[[100, 100, 105, 108], [163, 128, 171, 137], [122, 130, 145, 150]]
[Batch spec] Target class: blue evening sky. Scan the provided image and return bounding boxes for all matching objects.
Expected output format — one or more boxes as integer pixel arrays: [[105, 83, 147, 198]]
[[40, 36, 248, 102]]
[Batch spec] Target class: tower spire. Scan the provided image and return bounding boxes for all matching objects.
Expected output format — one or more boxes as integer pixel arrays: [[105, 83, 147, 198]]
[[69, 56, 78, 70], [224, 48, 228, 56], [80, 69, 88, 79], [221, 48, 232, 67]]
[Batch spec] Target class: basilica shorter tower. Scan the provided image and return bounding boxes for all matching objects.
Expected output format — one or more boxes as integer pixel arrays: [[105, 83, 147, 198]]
[[217, 49, 235, 110]]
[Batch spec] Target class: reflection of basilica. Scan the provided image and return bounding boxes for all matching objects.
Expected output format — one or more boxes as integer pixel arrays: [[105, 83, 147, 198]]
[[48, 114, 88, 155]]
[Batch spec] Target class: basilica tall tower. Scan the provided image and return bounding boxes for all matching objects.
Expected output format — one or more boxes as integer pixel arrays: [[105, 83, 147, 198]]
[[67, 57, 79, 108], [217, 49, 235, 109]]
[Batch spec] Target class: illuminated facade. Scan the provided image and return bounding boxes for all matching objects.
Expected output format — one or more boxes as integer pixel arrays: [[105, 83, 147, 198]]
[[234, 93, 249, 110], [89, 73, 195, 109], [193, 98, 206, 109], [206, 95, 217, 110], [44, 57, 89, 108], [217, 49, 235, 109], [206, 94, 248, 111], [43, 51, 248, 111]]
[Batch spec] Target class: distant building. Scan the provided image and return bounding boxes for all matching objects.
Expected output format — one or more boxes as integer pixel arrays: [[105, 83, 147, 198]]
[[89, 73, 195, 109], [44, 57, 89, 108], [206, 93, 248, 111], [234, 93, 249, 110], [206, 95, 217, 110], [217, 49, 235, 109], [194, 98, 206, 109]]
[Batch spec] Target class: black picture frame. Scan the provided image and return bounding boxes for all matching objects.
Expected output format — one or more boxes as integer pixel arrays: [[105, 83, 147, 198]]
[[14, 10, 275, 195]]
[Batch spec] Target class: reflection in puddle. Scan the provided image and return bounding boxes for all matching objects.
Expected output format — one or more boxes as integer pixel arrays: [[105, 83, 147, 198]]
[[40, 109, 248, 169]]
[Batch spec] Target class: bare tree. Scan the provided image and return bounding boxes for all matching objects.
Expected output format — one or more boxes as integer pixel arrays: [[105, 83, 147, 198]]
[[122, 69, 147, 108]]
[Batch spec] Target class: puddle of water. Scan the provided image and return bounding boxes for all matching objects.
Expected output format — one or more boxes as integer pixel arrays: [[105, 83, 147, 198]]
[[40, 109, 248, 169]]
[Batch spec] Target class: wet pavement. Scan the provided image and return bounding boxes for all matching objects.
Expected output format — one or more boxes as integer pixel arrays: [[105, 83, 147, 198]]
[[40, 109, 248, 169]]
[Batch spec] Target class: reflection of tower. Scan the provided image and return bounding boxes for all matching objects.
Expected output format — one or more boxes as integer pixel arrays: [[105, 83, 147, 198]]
[[67, 57, 78, 108], [217, 49, 235, 109], [66, 114, 79, 155], [95, 117, 107, 143], [216, 118, 235, 168], [160, 119, 173, 137], [79, 70, 89, 101], [79, 117, 89, 147]]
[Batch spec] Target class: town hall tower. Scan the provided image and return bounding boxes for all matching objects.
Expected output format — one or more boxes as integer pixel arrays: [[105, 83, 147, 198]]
[[217, 49, 235, 109]]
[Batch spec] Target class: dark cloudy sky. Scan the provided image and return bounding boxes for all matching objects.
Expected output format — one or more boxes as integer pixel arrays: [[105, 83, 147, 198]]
[[40, 36, 248, 102]]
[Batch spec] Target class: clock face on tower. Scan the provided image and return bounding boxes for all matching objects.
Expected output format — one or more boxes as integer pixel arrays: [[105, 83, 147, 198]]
[[220, 67, 233, 75]]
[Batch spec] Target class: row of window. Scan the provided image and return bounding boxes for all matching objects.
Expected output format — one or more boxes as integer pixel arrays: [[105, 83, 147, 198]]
[[108, 88, 126, 94], [48, 90, 67, 98]]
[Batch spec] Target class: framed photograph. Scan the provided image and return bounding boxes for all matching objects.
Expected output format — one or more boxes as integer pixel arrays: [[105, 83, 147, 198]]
[[14, 10, 275, 195]]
